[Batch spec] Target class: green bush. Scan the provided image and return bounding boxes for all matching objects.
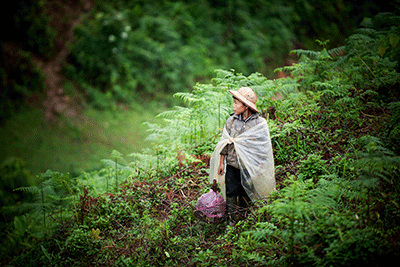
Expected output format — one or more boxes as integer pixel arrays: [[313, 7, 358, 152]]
[[1, 0, 54, 120], [0, 157, 33, 239], [0, 157, 32, 207], [386, 101, 400, 153], [6, 0, 55, 58], [66, 0, 301, 107], [0, 50, 45, 121]]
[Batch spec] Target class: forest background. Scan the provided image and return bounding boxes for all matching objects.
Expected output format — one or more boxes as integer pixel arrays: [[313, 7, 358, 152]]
[[1, 0, 400, 266]]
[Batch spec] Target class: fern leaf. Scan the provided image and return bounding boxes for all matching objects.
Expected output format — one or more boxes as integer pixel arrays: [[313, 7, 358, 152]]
[[328, 46, 346, 58], [14, 186, 40, 195], [173, 92, 203, 104], [156, 106, 191, 119], [290, 49, 320, 59]]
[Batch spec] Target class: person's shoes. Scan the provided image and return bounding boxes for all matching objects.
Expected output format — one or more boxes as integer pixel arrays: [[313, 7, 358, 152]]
[[226, 196, 238, 227]]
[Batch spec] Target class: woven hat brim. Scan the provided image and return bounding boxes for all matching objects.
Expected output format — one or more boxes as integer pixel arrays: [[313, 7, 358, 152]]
[[229, 90, 259, 113]]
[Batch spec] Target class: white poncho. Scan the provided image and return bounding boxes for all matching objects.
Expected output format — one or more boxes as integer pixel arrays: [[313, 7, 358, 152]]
[[209, 121, 276, 201]]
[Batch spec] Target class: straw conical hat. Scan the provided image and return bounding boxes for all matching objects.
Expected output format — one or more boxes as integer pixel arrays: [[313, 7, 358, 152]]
[[229, 87, 259, 113]]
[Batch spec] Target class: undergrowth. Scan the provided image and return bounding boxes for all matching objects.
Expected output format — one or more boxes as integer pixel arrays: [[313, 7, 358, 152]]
[[1, 11, 400, 266]]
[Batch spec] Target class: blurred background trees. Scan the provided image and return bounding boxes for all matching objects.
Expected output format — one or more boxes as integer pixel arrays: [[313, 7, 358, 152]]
[[1, 0, 394, 116]]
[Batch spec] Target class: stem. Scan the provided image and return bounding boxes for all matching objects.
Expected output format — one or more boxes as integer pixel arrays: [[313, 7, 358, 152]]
[[290, 206, 295, 264], [115, 159, 118, 193], [156, 148, 159, 172], [290, 185, 296, 265], [41, 180, 46, 233], [356, 53, 387, 86], [193, 120, 197, 143], [367, 187, 371, 225], [218, 102, 221, 130], [107, 168, 110, 192]]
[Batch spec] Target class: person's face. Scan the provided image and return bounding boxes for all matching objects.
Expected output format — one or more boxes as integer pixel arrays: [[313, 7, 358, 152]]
[[233, 98, 248, 115]]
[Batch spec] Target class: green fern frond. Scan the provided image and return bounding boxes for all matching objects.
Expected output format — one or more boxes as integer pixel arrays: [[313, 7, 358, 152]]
[[155, 106, 191, 119], [275, 78, 299, 97], [328, 46, 346, 58], [173, 92, 203, 104], [14, 186, 40, 195], [312, 81, 334, 90], [243, 221, 277, 241], [290, 49, 320, 59]]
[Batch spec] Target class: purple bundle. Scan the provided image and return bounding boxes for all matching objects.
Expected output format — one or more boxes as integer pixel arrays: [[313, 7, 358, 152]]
[[195, 189, 226, 219]]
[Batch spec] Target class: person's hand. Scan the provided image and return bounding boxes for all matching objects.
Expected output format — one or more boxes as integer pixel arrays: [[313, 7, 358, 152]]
[[218, 163, 225, 175]]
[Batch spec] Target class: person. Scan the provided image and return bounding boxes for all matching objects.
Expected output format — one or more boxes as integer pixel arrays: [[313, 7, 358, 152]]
[[214, 86, 275, 226]]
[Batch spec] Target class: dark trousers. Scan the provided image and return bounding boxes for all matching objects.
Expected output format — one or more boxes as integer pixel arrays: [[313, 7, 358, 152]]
[[225, 165, 247, 198]]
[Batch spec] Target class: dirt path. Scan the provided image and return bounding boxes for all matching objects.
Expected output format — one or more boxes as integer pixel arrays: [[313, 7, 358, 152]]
[[40, 0, 93, 122]]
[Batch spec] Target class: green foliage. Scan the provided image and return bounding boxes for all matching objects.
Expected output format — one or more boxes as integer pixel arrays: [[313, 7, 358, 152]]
[[78, 150, 137, 195], [0, 157, 34, 251], [6, 0, 55, 58], [0, 0, 54, 120], [0, 0, 385, 118], [386, 101, 400, 153], [0, 50, 45, 121], [0, 157, 32, 207], [1, 170, 79, 261], [66, 0, 302, 107], [339, 12, 400, 96], [242, 147, 398, 266]]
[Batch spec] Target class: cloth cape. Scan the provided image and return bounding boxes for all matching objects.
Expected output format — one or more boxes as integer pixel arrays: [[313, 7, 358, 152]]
[[209, 121, 276, 201]]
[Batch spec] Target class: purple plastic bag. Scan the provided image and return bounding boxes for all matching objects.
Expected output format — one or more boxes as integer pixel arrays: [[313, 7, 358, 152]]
[[195, 189, 226, 218]]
